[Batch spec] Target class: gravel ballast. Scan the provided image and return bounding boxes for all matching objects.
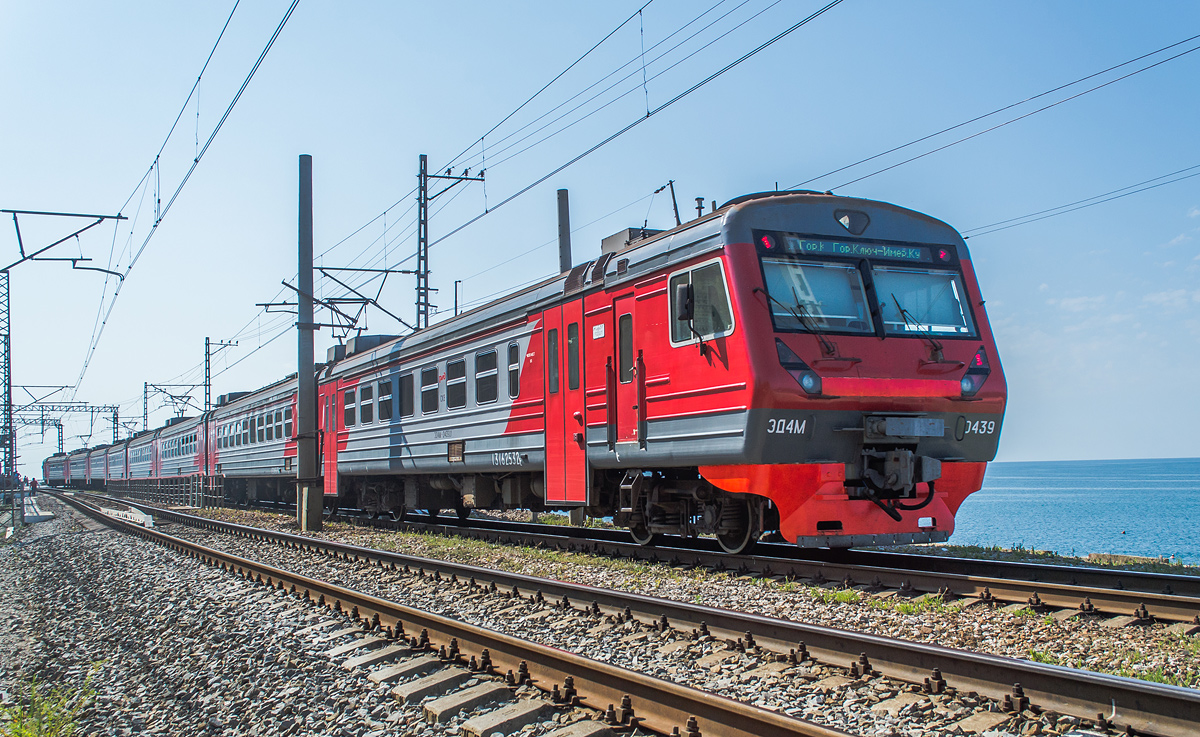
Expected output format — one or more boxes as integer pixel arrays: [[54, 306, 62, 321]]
[[158, 512, 1149, 737], [0, 498, 593, 737]]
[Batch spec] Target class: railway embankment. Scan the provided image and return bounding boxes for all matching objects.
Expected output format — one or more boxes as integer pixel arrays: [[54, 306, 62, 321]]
[[190, 506, 1200, 692]]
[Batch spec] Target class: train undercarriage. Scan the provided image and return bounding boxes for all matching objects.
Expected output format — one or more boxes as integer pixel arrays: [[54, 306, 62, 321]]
[[335, 467, 778, 555]]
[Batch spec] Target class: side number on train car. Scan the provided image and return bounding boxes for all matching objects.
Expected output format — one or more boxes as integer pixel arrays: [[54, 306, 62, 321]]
[[965, 420, 996, 435], [767, 417, 807, 434], [491, 452, 524, 467]]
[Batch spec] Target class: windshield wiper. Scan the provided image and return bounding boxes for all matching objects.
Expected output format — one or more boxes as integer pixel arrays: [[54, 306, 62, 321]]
[[754, 287, 836, 356], [890, 293, 944, 360]]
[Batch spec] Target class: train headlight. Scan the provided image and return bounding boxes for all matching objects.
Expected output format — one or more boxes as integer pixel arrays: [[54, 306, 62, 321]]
[[777, 339, 822, 395], [798, 371, 822, 395], [960, 347, 990, 397]]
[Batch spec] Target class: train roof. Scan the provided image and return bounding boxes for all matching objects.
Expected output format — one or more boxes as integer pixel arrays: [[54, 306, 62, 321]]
[[327, 191, 961, 380]]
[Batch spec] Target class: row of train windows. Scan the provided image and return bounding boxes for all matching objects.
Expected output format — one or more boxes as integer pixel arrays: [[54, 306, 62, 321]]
[[162, 433, 197, 459], [130, 447, 152, 464], [217, 408, 293, 449], [344, 344, 521, 427]]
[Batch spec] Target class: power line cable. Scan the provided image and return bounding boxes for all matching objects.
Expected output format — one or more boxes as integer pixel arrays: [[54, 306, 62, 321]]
[[442, 1, 659, 172], [963, 163, 1200, 237], [453, 0, 756, 173], [789, 32, 1200, 191], [428, 0, 844, 252], [72, 0, 301, 396]]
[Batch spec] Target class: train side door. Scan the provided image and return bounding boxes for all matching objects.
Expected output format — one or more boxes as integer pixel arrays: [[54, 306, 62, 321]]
[[613, 294, 642, 445], [323, 389, 339, 496], [543, 301, 588, 504]]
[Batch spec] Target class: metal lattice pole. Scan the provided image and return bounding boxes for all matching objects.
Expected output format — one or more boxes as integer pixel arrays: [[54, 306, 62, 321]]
[[415, 154, 429, 330], [0, 269, 12, 482]]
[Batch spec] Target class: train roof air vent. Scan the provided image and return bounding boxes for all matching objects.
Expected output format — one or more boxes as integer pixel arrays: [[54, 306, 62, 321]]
[[345, 334, 400, 358], [601, 227, 663, 254]]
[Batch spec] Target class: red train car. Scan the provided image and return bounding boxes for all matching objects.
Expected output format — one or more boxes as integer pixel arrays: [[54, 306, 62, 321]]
[[319, 191, 1006, 551]]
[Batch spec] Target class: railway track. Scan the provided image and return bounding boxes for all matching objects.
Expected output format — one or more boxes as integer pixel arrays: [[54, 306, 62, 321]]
[[52, 491, 853, 737], [60, 490, 1200, 737], [248, 496, 1200, 625]]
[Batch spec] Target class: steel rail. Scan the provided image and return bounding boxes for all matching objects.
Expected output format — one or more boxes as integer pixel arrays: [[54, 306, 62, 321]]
[[349, 509, 1200, 622], [245, 496, 1200, 620], [51, 492, 855, 737], [74, 492, 1200, 737]]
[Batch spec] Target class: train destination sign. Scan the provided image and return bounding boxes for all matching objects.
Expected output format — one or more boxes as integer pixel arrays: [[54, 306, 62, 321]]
[[782, 235, 931, 262]]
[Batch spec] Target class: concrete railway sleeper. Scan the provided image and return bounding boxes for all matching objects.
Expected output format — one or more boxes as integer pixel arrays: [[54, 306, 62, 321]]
[[57, 490, 1200, 737]]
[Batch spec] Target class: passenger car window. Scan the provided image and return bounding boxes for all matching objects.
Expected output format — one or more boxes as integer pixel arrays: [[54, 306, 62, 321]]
[[447, 359, 467, 409], [421, 367, 439, 414], [567, 323, 580, 390], [508, 343, 520, 399], [548, 329, 559, 393], [344, 389, 356, 427], [284, 408, 292, 439], [360, 384, 375, 424], [378, 380, 393, 421], [475, 350, 498, 404], [618, 314, 633, 383], [400, 374, 415, 417]]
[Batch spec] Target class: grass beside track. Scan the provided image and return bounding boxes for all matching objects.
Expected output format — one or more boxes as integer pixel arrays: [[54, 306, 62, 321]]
[[0, 673, 94, 737], [880, 542, 1200, 576], [184, 505, 1200, 690]]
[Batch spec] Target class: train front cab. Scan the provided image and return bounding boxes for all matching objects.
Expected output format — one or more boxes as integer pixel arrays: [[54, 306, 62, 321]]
[[694, 193, 1007, 548]]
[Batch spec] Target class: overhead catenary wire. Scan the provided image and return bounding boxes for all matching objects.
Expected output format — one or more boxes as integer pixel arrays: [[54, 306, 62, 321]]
[[963, 163, 1200, 238], [72, 0, 301, 397], [452, 0, 761, 174], [319, 0, 780, 312], [442, 0, 659, 173], [788, 32, 1200, 191], [427, 0, 844, 253], [324, 0, 838, 322]]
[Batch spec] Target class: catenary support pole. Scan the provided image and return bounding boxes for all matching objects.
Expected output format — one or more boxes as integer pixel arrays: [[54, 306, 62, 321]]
[[296, 154, 321, 531], [557, 189, 572, 274]]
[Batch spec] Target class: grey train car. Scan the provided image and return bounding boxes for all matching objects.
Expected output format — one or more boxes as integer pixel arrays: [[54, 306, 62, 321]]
[[208, 375, 297, 505], [66, 449, 88, 489], [158, 417, 202, 480], [43, 453, 66, 486], [87, 446, 108, 490], [106, 440, 129, 483], [127, 431, 158, 480]]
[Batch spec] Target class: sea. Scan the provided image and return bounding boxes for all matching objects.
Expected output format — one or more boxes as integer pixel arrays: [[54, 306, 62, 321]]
[[950, 457, 1200, 564]]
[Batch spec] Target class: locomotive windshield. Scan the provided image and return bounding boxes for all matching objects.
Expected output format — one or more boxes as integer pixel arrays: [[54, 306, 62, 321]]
[[875, 266, 975, 336], [761, 258, 874, 334], [756, 232, 977, 338]]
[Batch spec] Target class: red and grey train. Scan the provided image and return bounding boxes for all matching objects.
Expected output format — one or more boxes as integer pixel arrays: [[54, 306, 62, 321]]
[[44, 191, 1006, 553]]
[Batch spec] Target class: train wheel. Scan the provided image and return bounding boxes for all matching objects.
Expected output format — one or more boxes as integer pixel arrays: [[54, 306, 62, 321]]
[[365, 508, 380, 520], [629, 522, 657, 547], [716, 499, 758, 555]]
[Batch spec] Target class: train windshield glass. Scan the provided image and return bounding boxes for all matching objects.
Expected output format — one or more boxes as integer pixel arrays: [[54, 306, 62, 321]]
[[875, 266, 975, 336], [761, 258, 874, 333]]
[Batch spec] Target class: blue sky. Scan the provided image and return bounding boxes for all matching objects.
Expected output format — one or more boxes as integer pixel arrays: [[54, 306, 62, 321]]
[[2, 1, 1198, 474]]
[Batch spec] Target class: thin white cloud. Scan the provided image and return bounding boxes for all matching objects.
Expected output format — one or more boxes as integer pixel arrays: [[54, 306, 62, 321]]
[[1188, 205, 1200, 218], [1143, 289, 1200, 312], [1048, 295, 1106, 312]]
